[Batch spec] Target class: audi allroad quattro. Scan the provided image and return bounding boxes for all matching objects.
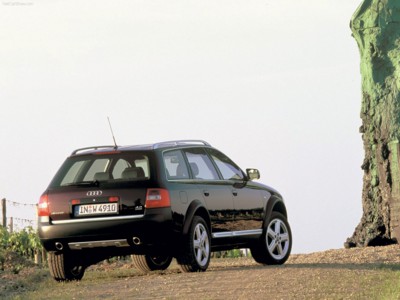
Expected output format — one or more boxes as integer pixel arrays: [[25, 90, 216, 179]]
[[38, 140, 292, 281]]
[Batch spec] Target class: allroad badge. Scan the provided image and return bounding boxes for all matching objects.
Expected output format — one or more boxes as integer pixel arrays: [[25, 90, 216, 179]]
[[86, 191, 103, 197]]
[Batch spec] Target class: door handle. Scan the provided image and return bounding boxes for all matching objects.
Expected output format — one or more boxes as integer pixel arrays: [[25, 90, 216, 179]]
[[203, 190, 210, 197], [232, 190, 238, 196]]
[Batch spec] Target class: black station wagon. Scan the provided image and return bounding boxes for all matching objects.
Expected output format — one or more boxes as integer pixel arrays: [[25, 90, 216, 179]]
[[38, 140, 292, 281]]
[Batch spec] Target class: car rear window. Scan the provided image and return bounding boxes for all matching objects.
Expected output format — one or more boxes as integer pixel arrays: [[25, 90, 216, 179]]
[[49, 152, 151, 187]]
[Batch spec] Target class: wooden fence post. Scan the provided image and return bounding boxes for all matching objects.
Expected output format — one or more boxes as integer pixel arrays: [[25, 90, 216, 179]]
[[9, 217, 13, 233], [1, 198, 6, 228]]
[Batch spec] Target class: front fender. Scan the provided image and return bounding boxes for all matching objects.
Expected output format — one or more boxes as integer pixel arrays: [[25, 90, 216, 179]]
[[264, 196, 288, 228]]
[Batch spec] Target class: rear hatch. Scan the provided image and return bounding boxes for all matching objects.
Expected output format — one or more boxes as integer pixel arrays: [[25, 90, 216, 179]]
[[42, 150, 155, 222], [45, 185, 148, 222]]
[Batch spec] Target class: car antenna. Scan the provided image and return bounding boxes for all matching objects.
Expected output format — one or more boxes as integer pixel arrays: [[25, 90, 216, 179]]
[[107, 117, 118, 149]]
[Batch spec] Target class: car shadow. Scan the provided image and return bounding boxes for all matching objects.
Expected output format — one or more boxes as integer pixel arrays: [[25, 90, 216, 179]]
[[209, 262, 400, 272]]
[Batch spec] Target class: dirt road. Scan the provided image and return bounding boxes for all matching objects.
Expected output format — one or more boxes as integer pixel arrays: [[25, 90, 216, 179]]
[[39, 245, 400, 299], [4, 245, 400, 299]]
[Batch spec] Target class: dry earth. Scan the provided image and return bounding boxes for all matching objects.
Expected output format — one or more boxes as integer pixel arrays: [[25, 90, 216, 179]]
[[2, 245, 400, 299]]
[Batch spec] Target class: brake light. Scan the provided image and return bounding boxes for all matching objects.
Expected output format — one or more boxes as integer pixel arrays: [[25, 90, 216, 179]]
[[94, 151, 121, 155], [38, 194, 50, 217], [145, 189, 170, 208], [108, 196, 119, 202]]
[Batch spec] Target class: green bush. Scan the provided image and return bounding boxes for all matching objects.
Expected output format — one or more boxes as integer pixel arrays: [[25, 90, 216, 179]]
[[1, 226, 42, 261], [0, 248, 5, 270], [9, 227, 42, 260], [213, 249, 249, 258], [0, 226, 9, 249]]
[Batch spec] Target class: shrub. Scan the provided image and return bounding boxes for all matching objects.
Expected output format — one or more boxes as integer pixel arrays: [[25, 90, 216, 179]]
[[0, 226, 9, 249], [5, 227, 42, 261]]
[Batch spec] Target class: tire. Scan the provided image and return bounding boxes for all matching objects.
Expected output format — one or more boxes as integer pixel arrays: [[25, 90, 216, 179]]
[[177, 216, 211, 272], [251, 212, 292, 265], [131, 254, 172, 272], [48, 252, 85, 281]]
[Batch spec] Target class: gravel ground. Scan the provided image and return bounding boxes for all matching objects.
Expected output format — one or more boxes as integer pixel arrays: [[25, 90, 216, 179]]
[[2, 245, 400, 299], [79, 245, 400, 299]]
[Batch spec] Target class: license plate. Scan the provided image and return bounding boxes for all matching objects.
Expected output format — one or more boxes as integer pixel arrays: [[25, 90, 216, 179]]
[[74, 203, 118, 216]]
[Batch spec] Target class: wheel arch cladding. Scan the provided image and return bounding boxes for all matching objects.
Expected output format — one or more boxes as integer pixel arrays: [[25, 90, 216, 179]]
[[182, 200, 211, 235], [265, 197, 288, 225], [273, 201, 287, 218]]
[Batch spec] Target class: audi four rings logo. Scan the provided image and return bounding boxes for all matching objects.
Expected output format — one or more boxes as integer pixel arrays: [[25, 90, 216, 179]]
[[86, 191, 103, 196]]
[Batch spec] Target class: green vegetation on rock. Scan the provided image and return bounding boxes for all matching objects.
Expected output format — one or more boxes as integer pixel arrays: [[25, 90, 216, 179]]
[[346, 0, 400, 247]]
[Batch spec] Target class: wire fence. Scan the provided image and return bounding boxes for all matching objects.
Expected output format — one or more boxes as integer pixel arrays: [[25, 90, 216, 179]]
[[1, 198, 37, 232]]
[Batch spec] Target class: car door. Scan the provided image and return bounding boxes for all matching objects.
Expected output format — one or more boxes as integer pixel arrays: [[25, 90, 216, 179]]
[[182, 148, 236, 234], [207, 148, 264, 232]]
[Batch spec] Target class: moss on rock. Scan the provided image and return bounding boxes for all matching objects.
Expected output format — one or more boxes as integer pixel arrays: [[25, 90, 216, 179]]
[[346, 0, 400, 248]]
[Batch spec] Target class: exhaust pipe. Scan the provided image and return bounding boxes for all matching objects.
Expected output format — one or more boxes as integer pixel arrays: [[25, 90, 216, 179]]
[[55, 242, 64, 250], [132, 237, 141, 245]]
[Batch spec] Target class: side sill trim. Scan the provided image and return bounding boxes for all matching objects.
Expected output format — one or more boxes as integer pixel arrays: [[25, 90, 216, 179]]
[[51, 214, 144, 225], [212, 229, 262, 239]]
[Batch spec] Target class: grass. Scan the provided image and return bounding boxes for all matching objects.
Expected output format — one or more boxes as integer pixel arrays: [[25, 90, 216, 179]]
[[0, 269, 48, 300], [369, 268, 400, 299], [310, 264, 400, 299], [17, 267, 140, 299]]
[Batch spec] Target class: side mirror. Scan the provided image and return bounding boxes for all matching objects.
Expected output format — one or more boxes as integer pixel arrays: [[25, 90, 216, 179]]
[[246, 168, 260, 181]]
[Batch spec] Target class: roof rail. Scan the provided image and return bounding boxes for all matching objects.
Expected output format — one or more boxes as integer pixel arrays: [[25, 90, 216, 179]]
[[71, 145, 117, 155], [153, 140, 211, 149]]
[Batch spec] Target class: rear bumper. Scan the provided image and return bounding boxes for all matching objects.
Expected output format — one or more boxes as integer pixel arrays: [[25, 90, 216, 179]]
[[39, 208, 174, 253]]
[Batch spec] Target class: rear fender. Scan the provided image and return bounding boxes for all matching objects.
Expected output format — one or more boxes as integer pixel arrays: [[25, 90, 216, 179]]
[[182, 200, 211, 236]]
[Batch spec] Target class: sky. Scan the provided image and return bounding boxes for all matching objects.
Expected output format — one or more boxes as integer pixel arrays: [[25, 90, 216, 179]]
[[1, 0, 363, 254]]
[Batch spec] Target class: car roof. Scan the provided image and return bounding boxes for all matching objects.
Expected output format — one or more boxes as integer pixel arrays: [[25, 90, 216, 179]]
[[70, 140, 212, 156]]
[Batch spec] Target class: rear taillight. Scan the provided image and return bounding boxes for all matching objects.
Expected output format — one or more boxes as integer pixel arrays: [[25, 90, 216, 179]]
[[145, 189, 170, 208], [38, 194, 50, 217]]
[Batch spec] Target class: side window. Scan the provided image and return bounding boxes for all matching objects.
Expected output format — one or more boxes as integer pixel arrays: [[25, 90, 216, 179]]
[[208, 149, 244, 180], [163, 150, 189, 179], [184, 148, 219, 180]]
